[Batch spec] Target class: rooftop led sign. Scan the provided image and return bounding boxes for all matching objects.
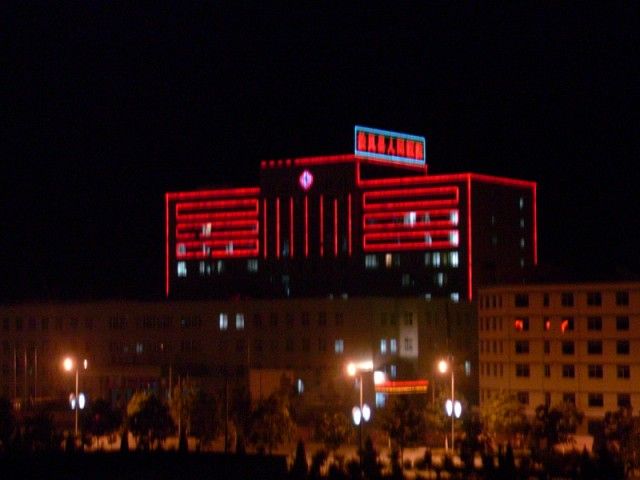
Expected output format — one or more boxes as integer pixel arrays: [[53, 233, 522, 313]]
[[354, 126, 426, 167]]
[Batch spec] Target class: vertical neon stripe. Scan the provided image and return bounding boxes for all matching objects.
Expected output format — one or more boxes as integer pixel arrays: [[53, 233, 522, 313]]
[[533, 184, 538, 265], [320, 194, 324, 257], [466, 176, 473, 301], [304, 196, 309, 257], [348, 193, 352, 256], [333, 198, 338, 256], [263, 199, 268, 258], [276, 197, 281, 259], [165, 193, 170, 297], [289, 197, 294, 258]]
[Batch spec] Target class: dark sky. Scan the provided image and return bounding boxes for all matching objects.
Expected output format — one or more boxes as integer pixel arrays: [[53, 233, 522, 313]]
[[2, 3, 638, 301]]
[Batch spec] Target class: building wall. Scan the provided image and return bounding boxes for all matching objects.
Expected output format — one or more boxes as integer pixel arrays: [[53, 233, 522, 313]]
[[478, 282, 640, 430], [0, 297, 476, 409]]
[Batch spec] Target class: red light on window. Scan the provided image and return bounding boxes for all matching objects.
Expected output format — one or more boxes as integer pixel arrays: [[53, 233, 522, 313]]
[[299, 170, 314, 191], [544, 320, 551, 331], [514, 319, 524, 331], [561, 319, 569, 333]]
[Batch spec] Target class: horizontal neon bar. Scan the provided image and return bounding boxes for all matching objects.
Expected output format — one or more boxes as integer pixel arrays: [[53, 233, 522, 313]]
[[176, 198, 259, 213], [363, 199, 458, 211], [167, 187, 260, 199], [363, 186, 458, 200]]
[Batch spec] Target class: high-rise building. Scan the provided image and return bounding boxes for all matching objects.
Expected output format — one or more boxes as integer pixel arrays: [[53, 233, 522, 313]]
[[166, 127, 537, 300]]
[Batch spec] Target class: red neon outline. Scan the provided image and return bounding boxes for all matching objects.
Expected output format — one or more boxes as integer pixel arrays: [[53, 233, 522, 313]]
[[363, 209, 459, 231], [348, 194, 352, 256], [304, 196, 309, 257], [263, 199, 268, 259], [290, 197, 294, 258], [293, 154, 356, 167], [533, 184, 538, 265], [319, 195, 324, 257], [466, 176, 473, 301], [166, 187, 260, 200], [276, 197, 281, 259], [363, 229, 457, 251], [165, 193, 170, 297], [333, 199, 338, 257]]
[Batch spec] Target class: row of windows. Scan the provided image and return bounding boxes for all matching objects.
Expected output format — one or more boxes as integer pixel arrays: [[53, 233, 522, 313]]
[[481, 390, 632, 410], [510, 340, 631, 356], [364, 251, 460, 270], [2, 317, 95, 332], [509, 363, 631, 380], [480, 290, 631, 310], [480, 315, 632, 333]]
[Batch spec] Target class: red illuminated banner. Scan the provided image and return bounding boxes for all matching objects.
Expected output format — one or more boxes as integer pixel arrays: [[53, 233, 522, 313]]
[[355, 126, 426, 167], [375, 380, 429, 394]]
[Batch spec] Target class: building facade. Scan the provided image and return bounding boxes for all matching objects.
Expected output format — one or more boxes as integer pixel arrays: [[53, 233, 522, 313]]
[[478, 282, 640, 432], [0, 297, 476, 411], [166, 127, 537, 301]]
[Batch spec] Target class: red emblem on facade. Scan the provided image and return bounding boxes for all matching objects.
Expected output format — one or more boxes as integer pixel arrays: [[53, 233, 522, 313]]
[[299, 170, 314, 191]]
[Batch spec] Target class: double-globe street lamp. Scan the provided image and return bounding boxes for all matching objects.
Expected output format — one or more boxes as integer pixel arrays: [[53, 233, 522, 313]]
[[63, 357, 88, 438], [438, 357, 461, 452], [347, 360, 374, 460]]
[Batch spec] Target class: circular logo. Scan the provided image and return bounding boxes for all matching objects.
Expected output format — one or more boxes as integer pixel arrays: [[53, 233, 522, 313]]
[[299, 170, 314, 191]]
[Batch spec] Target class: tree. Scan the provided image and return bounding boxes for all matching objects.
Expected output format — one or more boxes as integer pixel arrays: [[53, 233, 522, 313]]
[[127, 391, 174, 450], [531, 402, 584, 453], [0, 397, 16, 452], [290, 440, 309, 480], [247, 393, 295, 454], [479, 391, 529, 442], [189, 389, 222, 450], [602, 406, 640, 478], [316, 411, 352, 453], [22, 407, 61, 452], [82, 398, 122, 449], [376, 395, 427, 462]]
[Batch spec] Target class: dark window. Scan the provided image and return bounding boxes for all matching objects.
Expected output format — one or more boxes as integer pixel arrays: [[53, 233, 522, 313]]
[[285, 338, 294, 352], [616, 316, 629, 331], [28, 318, 37, 330], [617, 340, 630, 355], [301, 312, 310, 326], [561, 292, 574, 307], [562, 364, 575, 378], [2, 318, 9, 330], [618, 393, 631, 408], [515, 364, 530, 377], [588, 365, 603, 378], [562, 341, 575, 355], [15, 318, 23, 331], [269, 313, 278, 326], [563, 393, 576, 405], [616, 291, 629, 306], [318, 312, 327, 326], [544, 341, 550, 354], [587, 292, 602, 306], [545, 392, 551, 406], [253, 314, 263, 327], [302, 338, 310, 352], [588, 393, 604, 407], [41, 318, 49, 331], [335, 313, 344, 326], [515, 341, 529, 354], [516, 392, 529, 405], [587, 341, 603, 355], [543, 293, 550, 307], [286, 313, 294, 327], [617, 365, 630, 379], [587, 316, 602, 331], [544, 364, 551, 377], [515, 294, 529, 307]]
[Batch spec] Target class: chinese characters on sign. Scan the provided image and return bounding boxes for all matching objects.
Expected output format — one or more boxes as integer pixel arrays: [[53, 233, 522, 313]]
[[354, 126, 427, 167]]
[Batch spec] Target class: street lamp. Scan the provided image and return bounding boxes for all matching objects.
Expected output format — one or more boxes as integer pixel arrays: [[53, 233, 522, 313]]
[[347, 361, 373, 461], [437, 357, 460, 452], [63, 357, 88, 437]]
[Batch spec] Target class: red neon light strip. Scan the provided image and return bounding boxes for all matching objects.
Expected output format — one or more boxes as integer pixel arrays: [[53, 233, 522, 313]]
[[348, 194, 352, 256], [363, 199, 458, 211], [293, 154, 357, 167], [176, 198, 259, 214], [166, 187, 260, 200], [304, 196, 309, 257], [319, 195, 324, 257], [276, 197, 281, 259], [165, 194, 170, 297], [176, 211, 258, 222], [177, 219, 259, 229], [263, 199, 268, 259], [467, 176, 473, 301], [363, 186, 459, 200], [533, 184, 538, 265], [333, 199, 338, 257], [290, 197, 294, 258]]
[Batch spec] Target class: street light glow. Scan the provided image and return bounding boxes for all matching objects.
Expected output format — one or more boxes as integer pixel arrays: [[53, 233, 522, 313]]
[[438, 359, 449, 374], [347, 362, 357, 377], [63, 357, 73, 372]]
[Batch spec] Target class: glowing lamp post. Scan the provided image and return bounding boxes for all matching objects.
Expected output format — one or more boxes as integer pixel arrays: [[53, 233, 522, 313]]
[[438, 357, 458, 452], [64, 357, 88, 437], [347, 361, 373, 462]]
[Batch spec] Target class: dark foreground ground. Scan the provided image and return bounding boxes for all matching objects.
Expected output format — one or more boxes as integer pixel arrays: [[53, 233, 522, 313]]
[[0, 452, 288, 480]]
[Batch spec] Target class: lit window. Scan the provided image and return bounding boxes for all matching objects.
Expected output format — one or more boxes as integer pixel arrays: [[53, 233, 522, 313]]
[[296, 379, 304, 394], [404, 338, 413, 351], [365, 254, 378, 269], [544, 318, 551, 331], [247, 259, 258, 272], [390, 364, 397, 379], [385, 254, 392, 268], [404, 211, 416, 226], [449, 231, 459, 246], [375, 392, 387, 408], [390, 338, 397, 353], [464, 361, 471, 376], [519, 197, 524, 209], [450, 292, 460, 303], [201, 223, 212, 236], [449, 251, 459, 268], [177, 261, 187, 277], [450, 211, 459, 225], [561, 317, 574, 333], [520, 218, 525, 228], [435, 272, 445, 287], [380, 339, 387, 354], [514, 318, 529, 331], [235, 314, 245, 330], [219, 313, 228, 331], [334, 339, 344, 354], [178, 244, 186, 254], [424, 253, 431, 266], [433, 252, 441, 267], [135, 343, 143, 354], [520, 238, 525, 248]]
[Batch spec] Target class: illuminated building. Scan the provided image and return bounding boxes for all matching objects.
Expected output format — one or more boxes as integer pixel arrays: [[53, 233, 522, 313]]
[[165, 127, 537, 301], [478, 282, 640, 433]]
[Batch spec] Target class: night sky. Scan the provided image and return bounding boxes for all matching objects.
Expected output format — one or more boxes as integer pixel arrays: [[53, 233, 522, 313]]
[[2, 4, 638, 301]]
